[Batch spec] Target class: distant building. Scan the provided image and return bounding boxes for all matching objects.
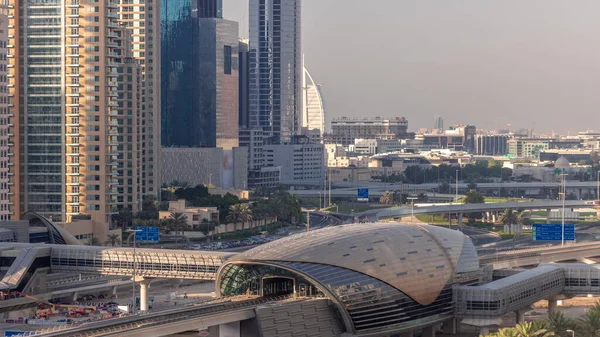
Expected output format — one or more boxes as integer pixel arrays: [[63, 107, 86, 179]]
[[539, 150, 592, 164], [475, 135, 509, 156], [433, 115, 444, 130], [249, 0, 302, 143], [159, 200, 220, 229], [263, 136, 325, 184], [302, 65, 325, 138], [329, 117, 409, 146], [238, 128, 281, 188], [417, 125, 477, 153], [507, 139, 550, 158]]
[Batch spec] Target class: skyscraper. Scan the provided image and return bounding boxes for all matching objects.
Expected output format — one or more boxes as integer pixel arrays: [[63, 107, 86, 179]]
[[161, 0, 239, 149], [302, 65, 325, 138], [8, 0, 122, 222], [249, 0, 302, 143], [433, 115, 444, 130], [118, 0, 161, 200]]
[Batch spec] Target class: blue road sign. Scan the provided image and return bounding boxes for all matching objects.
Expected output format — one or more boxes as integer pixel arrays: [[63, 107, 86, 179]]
[[5, 332, 40, 337], [135, 226, 159, 242], [357, 188, 369, 201], [532, 224, 575, 241]]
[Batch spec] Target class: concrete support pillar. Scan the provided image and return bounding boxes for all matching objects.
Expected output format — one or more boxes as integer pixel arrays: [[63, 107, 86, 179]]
[[515, 309, 525, 324], [139, 279, 151, 312], [422, 325, 435, 337], [112, 286, 118, 296], [458, 212, 463, 228], [480, 326, 490, 336], [399, 330, 414, 337], [219, 321, 240, 337], [546, 208, 552, 224], [548, 299, 557, 315], [72, 291, 79, 302], [443, 318, 459, 335]]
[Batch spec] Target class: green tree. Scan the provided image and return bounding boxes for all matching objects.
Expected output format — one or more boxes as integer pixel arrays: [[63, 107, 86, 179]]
[[169, 212, 188, 235], [578, 304, 600, 337], [226, 204, 253, 232], [138, 196, 159, 220], [379, 191, 393, 205], [464, 189, 485, 223], [87, 235, 100, 246], [464, 190, 485, 204], [112, 209, 133, 229], [547, 311, 576, 337], [105, 233, 121, 247], [498, 209, 522, 234]]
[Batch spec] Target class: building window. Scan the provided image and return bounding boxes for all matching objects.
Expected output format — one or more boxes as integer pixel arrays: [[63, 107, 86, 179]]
[[224, 45, 232, 74]]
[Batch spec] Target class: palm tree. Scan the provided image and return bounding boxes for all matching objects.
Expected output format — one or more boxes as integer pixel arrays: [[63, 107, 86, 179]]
[[169, 212, 188, 235], [226, 204, 253, 232], [514, 321, 554, 337], [547, 311, 576, 337], [379, 191, 393, 205], [498, 209, 523, 234], [578, 306, 600, 337], [105, 233, 121, 247], [87, 235, 100, 246]]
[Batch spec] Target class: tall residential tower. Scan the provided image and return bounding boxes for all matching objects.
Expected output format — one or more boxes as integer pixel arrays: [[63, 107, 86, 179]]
[[248, 0, 302, 143], [8, 0, 123, 222]]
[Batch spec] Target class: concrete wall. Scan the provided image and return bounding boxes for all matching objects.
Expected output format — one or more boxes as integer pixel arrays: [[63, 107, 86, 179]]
[[161, 147, 248, 189], [255, 299, 342, 337]]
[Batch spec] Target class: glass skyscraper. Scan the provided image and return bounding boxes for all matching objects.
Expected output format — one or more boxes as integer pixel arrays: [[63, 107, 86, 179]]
[[161, 0, 239, 148], [249, 0, 302, 144]]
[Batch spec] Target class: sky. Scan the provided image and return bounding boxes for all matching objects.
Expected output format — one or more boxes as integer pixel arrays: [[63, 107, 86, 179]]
[[223, 1, 600, 134]]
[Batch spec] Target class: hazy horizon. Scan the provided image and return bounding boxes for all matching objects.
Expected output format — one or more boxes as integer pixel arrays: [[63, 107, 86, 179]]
[[224, 1, 600, 134]]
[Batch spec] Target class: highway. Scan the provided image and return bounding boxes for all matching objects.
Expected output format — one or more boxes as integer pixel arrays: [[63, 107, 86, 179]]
[[359, 199, 590, 220]]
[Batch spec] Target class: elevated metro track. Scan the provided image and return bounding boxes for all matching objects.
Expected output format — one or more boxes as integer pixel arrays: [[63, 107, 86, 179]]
[[36, 296, 295, 337]]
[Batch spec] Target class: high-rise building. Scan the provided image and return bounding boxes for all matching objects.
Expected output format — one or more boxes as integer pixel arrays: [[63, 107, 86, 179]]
[[197, 17, 239, 149], [161, 0, 239, 149], [114, 25, 143, 212], [0, 10, 9, 221], [248, 0, 302, 143], [302, 64, 325, 138], [433, 115, 444, 130], [239, 39, 250, 129], [118, 0, 161, 199], [8, 0, 123, 222]]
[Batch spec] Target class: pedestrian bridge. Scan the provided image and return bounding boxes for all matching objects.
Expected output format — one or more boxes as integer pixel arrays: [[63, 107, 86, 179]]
[[0, 242, 235, 293], [456, 263, 600, 318]]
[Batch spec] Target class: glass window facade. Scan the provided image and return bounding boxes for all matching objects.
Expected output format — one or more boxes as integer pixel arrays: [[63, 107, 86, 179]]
[[248, 0, 301, 143], [218, 261, 454, 334], [161, 0, 239, 148], [24, 0, 66, 220]]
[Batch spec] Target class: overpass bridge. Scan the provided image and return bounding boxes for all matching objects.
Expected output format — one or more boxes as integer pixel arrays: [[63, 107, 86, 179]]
[[361, 199, 590, 221]]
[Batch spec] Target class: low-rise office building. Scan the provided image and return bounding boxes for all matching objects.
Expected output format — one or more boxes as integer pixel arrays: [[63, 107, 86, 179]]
[[159, 200, 220, 230]]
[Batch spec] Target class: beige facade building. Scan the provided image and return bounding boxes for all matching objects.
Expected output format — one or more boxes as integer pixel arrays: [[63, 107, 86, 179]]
[[118, 0, 160, 199], [7, 0, 154, 223], [0, 11, 9, 221], [159, 200, 219, 230]]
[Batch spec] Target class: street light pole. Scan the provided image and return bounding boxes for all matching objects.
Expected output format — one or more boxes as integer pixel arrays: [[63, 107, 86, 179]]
[[407, 196, 418, 222], [455, 169, 459, 202]]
